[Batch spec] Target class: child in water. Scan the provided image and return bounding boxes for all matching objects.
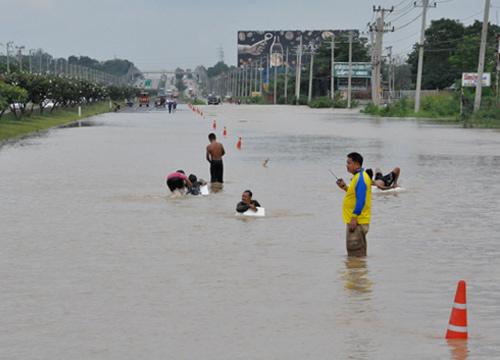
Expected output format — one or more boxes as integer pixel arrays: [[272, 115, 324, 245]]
[[187, 174, 207, 195]]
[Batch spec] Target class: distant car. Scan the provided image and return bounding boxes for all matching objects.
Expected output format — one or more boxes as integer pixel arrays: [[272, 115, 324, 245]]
[[207, 95, 220, 105], [42, 99, 55, 108], [10, 103, 24, 110]]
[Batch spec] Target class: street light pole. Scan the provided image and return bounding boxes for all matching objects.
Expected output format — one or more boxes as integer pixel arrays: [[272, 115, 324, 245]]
[[6, 41, 13, 73], [295, 35, 303, 104], [347, 32, 353, 109], [284, 47, 289, 104], [16, 46, 25, 72], [273, 62, 277, 104]]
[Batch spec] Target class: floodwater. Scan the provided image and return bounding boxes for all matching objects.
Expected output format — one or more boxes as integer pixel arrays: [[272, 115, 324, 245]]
[[1, 105, 499, 359]]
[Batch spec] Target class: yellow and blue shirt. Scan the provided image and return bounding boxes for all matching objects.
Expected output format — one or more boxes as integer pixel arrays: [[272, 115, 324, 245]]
[[342, 169, 372, 224]]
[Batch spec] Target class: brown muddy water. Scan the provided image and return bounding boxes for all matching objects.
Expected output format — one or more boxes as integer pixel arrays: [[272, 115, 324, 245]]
[[1, 105, 499, 359]]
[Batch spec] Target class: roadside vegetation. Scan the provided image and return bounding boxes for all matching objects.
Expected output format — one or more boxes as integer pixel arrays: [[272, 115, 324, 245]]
[[0, 72, 139, 141], [0, 102, 112, 142], [362, 89, 500, 128]]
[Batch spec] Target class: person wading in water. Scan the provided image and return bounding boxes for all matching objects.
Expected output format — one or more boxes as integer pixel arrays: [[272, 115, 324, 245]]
[[206, 133, 225, 191]]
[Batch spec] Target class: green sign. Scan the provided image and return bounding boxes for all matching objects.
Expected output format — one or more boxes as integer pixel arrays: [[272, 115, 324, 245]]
[[334, 63, 371, 78], [144, 79, 152, 88]]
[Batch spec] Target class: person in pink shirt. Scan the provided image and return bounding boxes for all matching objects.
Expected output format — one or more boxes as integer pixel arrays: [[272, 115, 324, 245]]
[[166, 170, 192, 192]]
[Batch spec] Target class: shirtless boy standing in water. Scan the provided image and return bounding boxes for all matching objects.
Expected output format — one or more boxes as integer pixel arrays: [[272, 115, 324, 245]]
[[206, 133, 225, 188]]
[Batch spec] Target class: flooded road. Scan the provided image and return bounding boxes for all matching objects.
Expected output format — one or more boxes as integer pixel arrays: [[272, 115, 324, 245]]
[[1, 105, 499, 359]]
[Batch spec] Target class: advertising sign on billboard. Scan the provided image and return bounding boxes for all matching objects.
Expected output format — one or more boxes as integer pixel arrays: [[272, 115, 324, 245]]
[[334, 63, 372, 78], [461, 73, 491, 87], [237, 30, 355, 67]]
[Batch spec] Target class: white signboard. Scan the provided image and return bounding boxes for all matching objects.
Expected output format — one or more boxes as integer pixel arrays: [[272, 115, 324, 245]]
[[462, 73, 491, 87]]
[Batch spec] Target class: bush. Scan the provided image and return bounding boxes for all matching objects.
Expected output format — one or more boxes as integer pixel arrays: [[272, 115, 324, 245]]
[[247, 96, 265, 104], [297, 95, 309, 105], [420, 93, 459, 117], [362, 102, 380, 115], [190, 99, 206, 105], [309, 96, 334, 108]]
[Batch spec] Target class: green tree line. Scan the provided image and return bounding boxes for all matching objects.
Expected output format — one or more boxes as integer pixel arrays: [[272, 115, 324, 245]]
[[0, 73, 139, 119], [407, 19, 500, 90]]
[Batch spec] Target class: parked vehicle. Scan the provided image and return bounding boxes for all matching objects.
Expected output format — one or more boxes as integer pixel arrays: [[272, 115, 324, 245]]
[[42, 99, 55, 109], [207, 94, 220, 105], [138, 92, 150, 107]]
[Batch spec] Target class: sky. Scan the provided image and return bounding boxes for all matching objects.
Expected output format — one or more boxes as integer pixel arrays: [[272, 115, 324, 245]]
[[0, 0, 495, 71]]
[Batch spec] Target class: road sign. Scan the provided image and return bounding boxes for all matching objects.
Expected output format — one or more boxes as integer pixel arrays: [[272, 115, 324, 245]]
[[334, 62, 371, 78]]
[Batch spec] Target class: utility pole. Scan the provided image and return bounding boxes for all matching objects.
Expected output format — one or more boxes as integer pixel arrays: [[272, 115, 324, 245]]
[[295, 35, 303, 104], [474, 0, 492, 113], [496, 35, 500, 105], [308, 52, 314, 103], [370, 29, 376, 103], [386, 46, 393, 104], [415, 0, 435, 112], [284, 47, 289, 103], [331, 34, 335, 100], [372, 6, 394, 106], [347, 32, 353, 109]]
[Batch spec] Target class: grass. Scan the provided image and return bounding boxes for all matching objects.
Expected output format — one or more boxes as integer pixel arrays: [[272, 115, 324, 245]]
[[362, 92, 500, 128], [0, 102, 112, 142]]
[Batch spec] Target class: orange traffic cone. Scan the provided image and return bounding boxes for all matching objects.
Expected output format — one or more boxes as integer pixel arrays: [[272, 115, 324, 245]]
[[223, 127, 227, 137], [212, 120, 216, 129], [236, 136, 242, 150], [446, 280, 468, 339]]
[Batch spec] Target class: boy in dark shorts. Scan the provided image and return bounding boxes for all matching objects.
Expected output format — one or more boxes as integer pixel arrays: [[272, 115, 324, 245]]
[[372, 167, 400, 189], [206, 133, 225, 184], [186, 174, 207, 195]]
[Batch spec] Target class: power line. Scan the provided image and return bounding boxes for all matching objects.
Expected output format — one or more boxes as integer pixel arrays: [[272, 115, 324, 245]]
[[388, 4, 417, 23], [386, 30, 421, 44], [392, 0, 413, 8], [395, 13, 422, 30]]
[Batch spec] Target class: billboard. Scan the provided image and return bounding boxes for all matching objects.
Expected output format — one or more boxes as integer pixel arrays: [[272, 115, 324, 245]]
[[461, 73, 491, 87], [237, 30, 356, 67], [334, 63, 371, 78]]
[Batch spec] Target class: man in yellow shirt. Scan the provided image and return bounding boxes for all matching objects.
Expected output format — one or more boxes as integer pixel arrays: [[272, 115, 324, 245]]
[[336, 152, 372, 257]]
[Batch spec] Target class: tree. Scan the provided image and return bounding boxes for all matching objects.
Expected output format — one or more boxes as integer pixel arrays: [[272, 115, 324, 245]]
[[175, 67, 185, 81], [207, 62, 229, 78], [312, 35, 370, 97], [176, 78, 186, 93], [449, 20, 500, 75], [0, 81, 28, 119], [407, 19, 500, 89], [394, 63, 413, 90], [407, 19, 465, 89]]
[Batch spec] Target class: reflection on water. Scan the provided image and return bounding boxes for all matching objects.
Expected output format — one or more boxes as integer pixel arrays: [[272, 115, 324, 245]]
[[341, 257, 372, 294], [447, 340, 469, 360]]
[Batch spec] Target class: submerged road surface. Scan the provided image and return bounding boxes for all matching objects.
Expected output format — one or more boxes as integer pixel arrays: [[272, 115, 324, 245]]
[[1, 105, 499, 359]]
